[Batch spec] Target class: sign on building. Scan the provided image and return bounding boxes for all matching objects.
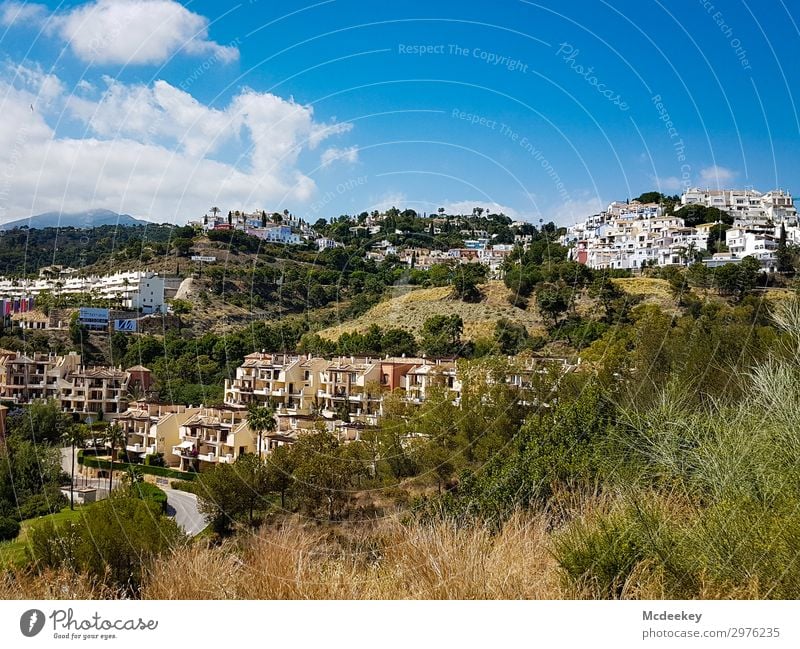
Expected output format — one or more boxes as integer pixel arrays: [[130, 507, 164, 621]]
[[78, 307, 109, 330], [190, 255, 217, 262], [114, 319, 137, 332]]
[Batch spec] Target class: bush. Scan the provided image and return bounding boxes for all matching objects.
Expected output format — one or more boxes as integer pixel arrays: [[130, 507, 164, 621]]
[[144, 453, 165, 467], [169, 480, 198, 494], [28, 494, 183, 594], [552, 502, 668, 599], [0, 516, 20, 541], [129, 482, 168, 514], [17, 489, 68, 521]]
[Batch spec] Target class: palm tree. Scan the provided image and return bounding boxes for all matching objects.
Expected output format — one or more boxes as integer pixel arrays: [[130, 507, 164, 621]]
[[247, 403, 276, 458], [62, 424, 88, 510], [210, 206, 220, 219], [104, 422, 127, 495]]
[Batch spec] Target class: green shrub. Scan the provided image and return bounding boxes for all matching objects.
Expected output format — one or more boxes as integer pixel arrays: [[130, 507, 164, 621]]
[[129, 482, 168, 514], [28, 494, 183, 594], [552, 503, 668, 599], [17, 489, 68, 520], [144, 453, 165, 467], [0, 516, 20, 541], [169, 480, 198, 494]]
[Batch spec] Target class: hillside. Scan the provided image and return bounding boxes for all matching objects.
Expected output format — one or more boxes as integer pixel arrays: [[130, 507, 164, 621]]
[[317, 280, 549, 341]]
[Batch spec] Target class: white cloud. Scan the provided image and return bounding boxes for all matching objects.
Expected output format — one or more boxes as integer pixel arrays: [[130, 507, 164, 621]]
[[546, 197, 605, 225], [1, 0, 238, 65], [320, 146, 359, 168], [0, 65, 353, 223], [308, 121, 353, 149], [649, 175, 684, 193], [0, 1, 46, 25], [699, 165, 736, 186], [368, 192, 407, 213]]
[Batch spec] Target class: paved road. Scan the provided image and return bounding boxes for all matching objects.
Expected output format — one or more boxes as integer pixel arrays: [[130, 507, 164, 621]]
[[162, 487, 205, 536], [60, 446, 206, 536]]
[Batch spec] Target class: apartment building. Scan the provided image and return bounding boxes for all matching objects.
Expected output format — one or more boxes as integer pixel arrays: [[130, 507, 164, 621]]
[[680, 187, 797, 223], [403, 361, 461, 404], [59, 367, 131, 416], [0, 271, 168, 314], [172, 406, 254, 471], [116, 403, 198, 465], [317, 357, 383, 424], [0, 350, 81, 404]]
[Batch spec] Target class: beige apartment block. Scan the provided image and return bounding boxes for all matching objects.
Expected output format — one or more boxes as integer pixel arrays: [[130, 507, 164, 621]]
[[172, 406, 254, 471], [0, 350, 81, 404], [116, 403, 199, 466]]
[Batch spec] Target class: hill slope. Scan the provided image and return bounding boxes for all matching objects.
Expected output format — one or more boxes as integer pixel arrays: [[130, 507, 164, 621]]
[[317, 280, 549, 341]]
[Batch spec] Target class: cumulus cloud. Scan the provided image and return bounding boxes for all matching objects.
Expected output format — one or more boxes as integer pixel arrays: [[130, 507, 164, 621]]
[[320, 146, 359, 168], [0, 64, 353, 223], [699, 165, 736, 186], [1, 0, 238, 65]]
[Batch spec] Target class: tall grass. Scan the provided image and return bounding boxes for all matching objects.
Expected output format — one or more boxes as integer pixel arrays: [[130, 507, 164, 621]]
[[142, 512, 562, 599], [552, 297, 800, 599]]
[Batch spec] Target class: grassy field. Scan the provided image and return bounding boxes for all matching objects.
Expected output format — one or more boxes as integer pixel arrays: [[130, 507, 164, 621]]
[[0, 507, 90, 568]]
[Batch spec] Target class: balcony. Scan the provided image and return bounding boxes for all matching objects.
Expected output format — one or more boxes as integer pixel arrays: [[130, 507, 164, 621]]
[[218, 454, 234, 464], [126, 443, 145, 454], [172, 443, 196, 459], [198, 452, 217, 463]]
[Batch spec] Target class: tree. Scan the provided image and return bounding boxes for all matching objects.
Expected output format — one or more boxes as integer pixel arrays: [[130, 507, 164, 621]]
[[104, 423, 127, 495], [421, 314, 464, 357], [265, 444, 295, 510], [233, 453, 270, 523], [6, 399, 71, 445], [588, 277, 626, 322], [247, 403, 276, 458], [62, 424, 88, 510], [451, 263, 487, 302], [195, 458, 269, 533], [713, 257, 762, 301], [290, 428, 363, 520], [381, 327, 418, 357], [536, 281, 572, 325], [494, 318, 528, 354], [777, 223, 794, 274]]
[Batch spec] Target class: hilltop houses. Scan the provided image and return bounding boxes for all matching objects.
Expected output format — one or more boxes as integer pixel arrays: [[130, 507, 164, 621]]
[[560, 187, 798, 272]]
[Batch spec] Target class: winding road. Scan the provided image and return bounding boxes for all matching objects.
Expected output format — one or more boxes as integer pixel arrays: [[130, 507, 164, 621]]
[[61, 446, 206, 536]]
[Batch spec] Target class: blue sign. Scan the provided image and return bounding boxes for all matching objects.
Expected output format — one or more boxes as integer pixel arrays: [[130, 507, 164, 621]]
[[114, 319, 137, 332]]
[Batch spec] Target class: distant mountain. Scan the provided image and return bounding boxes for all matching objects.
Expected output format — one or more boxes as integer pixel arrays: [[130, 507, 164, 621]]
[[0, 209, 151, 230]]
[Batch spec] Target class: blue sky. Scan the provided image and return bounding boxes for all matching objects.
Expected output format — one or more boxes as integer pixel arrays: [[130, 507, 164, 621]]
[[0, 0, 798, 225]]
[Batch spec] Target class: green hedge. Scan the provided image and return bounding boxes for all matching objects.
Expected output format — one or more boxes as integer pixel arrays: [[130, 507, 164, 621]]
[[168, 480, 199, 494], [130, 482, 169, 513], [78, 452, 198, 481]]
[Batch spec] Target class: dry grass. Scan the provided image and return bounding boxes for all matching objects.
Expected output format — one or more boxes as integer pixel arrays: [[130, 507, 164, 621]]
[[318, 280, 548, 341], [141, 513, 562, 600], [0, 569, 117, 600]]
